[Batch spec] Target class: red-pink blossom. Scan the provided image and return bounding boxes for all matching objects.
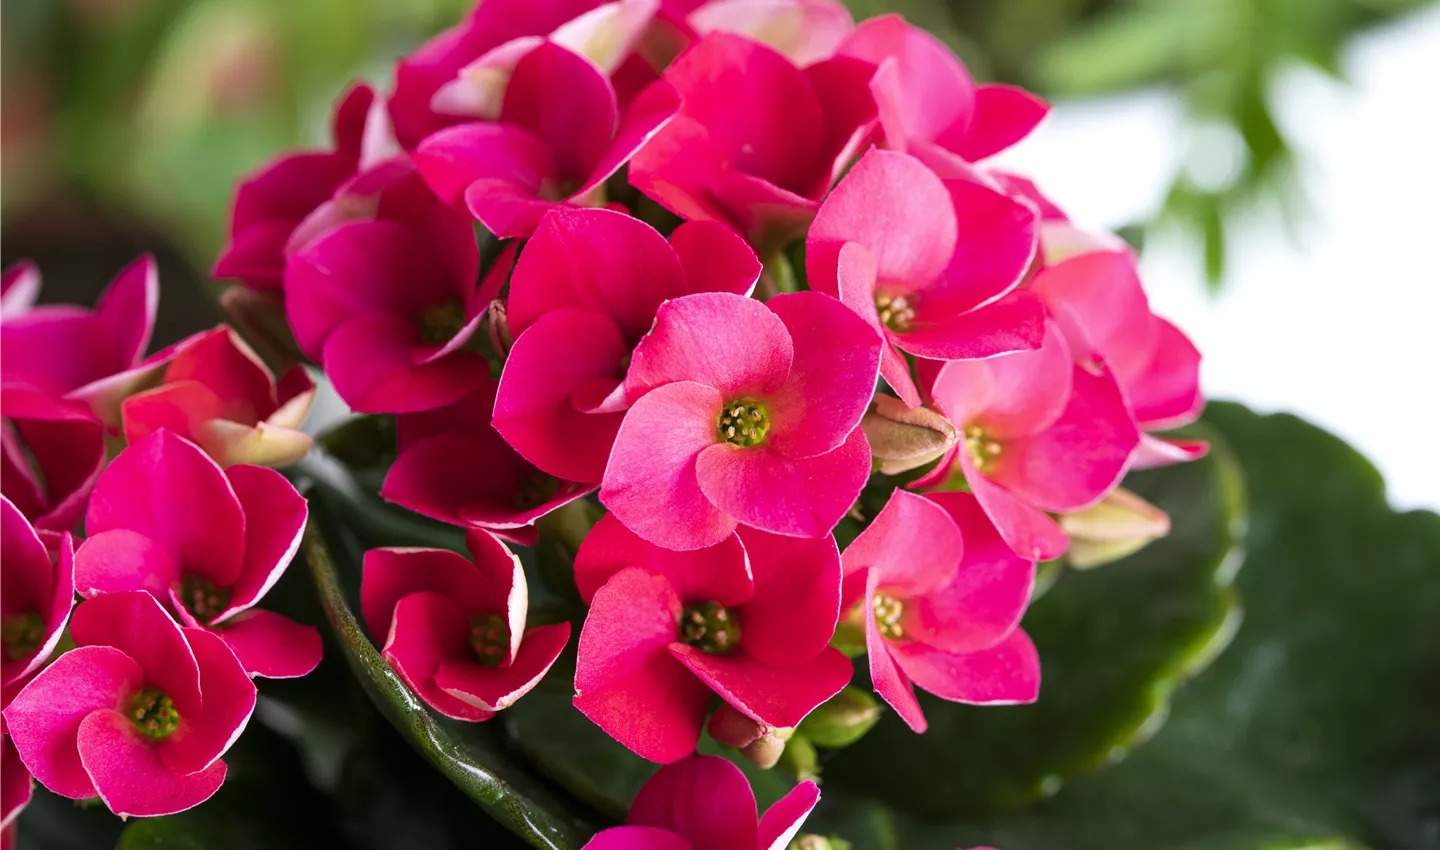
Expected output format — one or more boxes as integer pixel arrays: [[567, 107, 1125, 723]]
[[807, 148, 1043, 406], [73, 431, 320, 680], [600, 289, 880, 550], [842, 489, 1039, 733], [921, 323, 1142, 561], [573, 515, 851, 762], [1, 389, 106, 532], [361, 530, 570, 721], [122, 326, 315, 468], [494, 208, 760, 485], [3, 592, 256, 817], [382, 379, 594, 545], [629, 32, 876, 251], [583, 754, 820, 849], [284, 163, 492, 413], [1, 497, 75, 689]]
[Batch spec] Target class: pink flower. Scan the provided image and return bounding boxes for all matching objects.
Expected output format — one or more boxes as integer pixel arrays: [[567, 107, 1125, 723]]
[[381, 379, 594, 546], [599, 289, 880, 550], [573, 515, 851, 762], [414, 41, 680, 239], [921, 322, 1141, 561], [837, 14, 1048, 170], [73, 430, 320, 680], [122, 326, 315, 468], [629, 32, 875, 252], [361, 530, 570, 721], [1, 497, 75, 688], [213, 84, 392, 292], [2, 592, 256, 817], [842, 489, 1039, 733], [583, 754, 820, 849], [494, 208, 760, 485], [284, 163, 492, 413], [807, 148, 1043, 406], [1, 389, 106, 532]]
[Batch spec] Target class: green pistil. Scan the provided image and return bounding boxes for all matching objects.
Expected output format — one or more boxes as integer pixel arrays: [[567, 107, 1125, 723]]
[[512, 474, 560, 511], [128, 687, 180, 740], [178, 575, 231, 622], [872, 593, 906, 640], [718, 400, 770, 447], [875, 292, 915, 333], [963, 424, 1003, 472], [469, 614, 510, 667], [416, 301, 467, 346], [1, 612, 45, 662], [679, 601, 740, 654]]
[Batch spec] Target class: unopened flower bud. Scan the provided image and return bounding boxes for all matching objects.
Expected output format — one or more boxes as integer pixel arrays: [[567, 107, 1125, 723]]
[[485, 299, 513, 357], [1058, 487, 1171, 569], [860, 394, 958, 475], [777, 732, 818, 780], [789, 836, 853, 850], [708, 704, 792, 769], [797, 687, 882, 749]]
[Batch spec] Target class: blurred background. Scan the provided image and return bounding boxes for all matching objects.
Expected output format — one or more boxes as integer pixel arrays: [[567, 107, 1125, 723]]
[[2, 0, 1437, 508]]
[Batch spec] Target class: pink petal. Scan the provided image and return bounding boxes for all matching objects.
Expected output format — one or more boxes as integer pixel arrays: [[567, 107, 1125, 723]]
[[494, 309, 629, 484], [942, 84, 1048, 162], [501, 42, 617, 183], [574, 568, 711, 763], [436, 621, 570, 711], [2, 647, 142, 800], [841, 488, 961, 596], [85, 431, 246, 588], [626, 292, 794, 402], [912, 178, 1037, 319], [893, 288, 1047, 363], [627, 754, 758, 850], [689, 0, 853, 67], [695, 427, 869, 540], [805, 54, 879, 184], [0, 392, 106, 532], [764, 291, 882, 459], [70, 592, 203, 715], [1029, 250, 1156, 382], [220, 465, 306, 619], [586, 827, 692, 850], [121, 381, 224, 453], [1, 734, 31, 828], [735, 526, 841, 667], [840, 15, 974, 146], [708, 169, 821, 252], [78, 710, 227, 817], [383, 593, 493, 722], [159, 628, 254, 775], [890, 627, 1040, 705], [0, 495, 54, 617], [215, 609, 322, 679], [757, 780, 821, 850], [94, 256, 159, 367], [465, 528, 528, 665], [160, 327, 277, 424], [0, 262, 40, 319], [412, 121, 555, 212], [600, 381, 736, 551], [578, 79, 682, 200], [862, 572, 926, 733], [668, 219, 761, 299], [73, 529, 179, 601], [323, 311, 490, 414], [574, 514, 752, 607], [463, 180, 564, 239], [961, 450, 1070, 562], [673, 644, 850, 728], [911, 492, 1035, 653], [929, 317, 1070, 438], [1130, 434, 1209, 470], [828, 243, 924, 407], [360, 548, 500, 645], [1125, 318, 1204, 430]]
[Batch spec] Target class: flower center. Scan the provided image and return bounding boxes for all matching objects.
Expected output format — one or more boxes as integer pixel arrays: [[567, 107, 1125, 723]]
[[679, 601, 740, 654], [512, 474, 560, 511], [718, 399, 769, 447], [872, 592, 906, 640], [469, 614, 510, 667], [128, 687, 180, 739], [964, 424, 1003, 472], [416, 300, 467, 345], [178, 575, 231, 622], [875, 292, 916, 333], [1, 612, 45, 661]]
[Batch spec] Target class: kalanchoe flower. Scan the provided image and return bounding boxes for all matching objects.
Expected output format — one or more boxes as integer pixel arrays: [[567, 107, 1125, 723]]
[[629, 32, 875, 252], [842, 489, 1039, 733], [574, 515, 851, 762], [921, 322, 1141, 561], [361, 530, 570, 721], [414, 41, 680, 239], [284, 163, 492, 413], [122, 326, 315, 468], [1, 389, 106, 532], [1, 498, 74, 688], [3, 592, 256, 817], [495, 208, 760, 485], [807, 148, 1043, 407], [600, 290, 880, 550], [213, 84, 394, 292], [583, 754, 821, 849], [73, 431, 320, 679], [382, 379, 594, 546]]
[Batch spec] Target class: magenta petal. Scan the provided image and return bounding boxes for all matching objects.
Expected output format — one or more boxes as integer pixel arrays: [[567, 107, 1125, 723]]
[[501, 42, 617, 183], [2, 647, 142, 800], [1130, 434, 1209, 470], [757, 780, 821, 850], [216, 610, 323, 679], [625, 293, 793, 402], [891, 627, 1040, 705], [1126, 317, 1204, 430], [464, 181, 564, 239], [78, 710, 227, 817], [360, 548, 497, 644], [668, 220, 761, 300], [586, 826, 693, 850], [841, 489, 961, 596], [674, 644, 850, 729], [695, 428, 869, 540], [95, 256, 159, 368], [897, 288, 1046, 364], [916, 177, 1037, 316], [574, 568, 710, 763], [1030, 250, 1156, 381], [735, 527, 841, 667], [1, 733, 31, 829], [1, 261, 40, 319], [383, 593, 493, 722], [221, 465, 306, 619], [70, 592, 202, 716], [944, 84, 1048, 162], [764, 291, 882, 459], [962, 449, 1069, 561], [863, 576, 926, 733], [160, 628, 254, 775], [411, 122, 556, 212], [574, 514, 752, 607], [323, 311, 489, 414], [840, 15, 975, 148], [627, 754, 758, 850], [436, 622, 570, 711], [73, 529, 179, 601], [600, 382, 736, 552], [579, 79, 682, 200]]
